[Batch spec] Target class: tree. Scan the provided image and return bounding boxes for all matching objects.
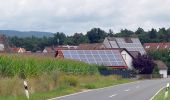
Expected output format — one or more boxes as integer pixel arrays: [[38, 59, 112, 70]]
[[135, 27, 145, 34], [72, 33, 89, 45], [108, 29, 114, 37], [132, 54, 155, 74], [53, 32, 66, 45], [116, 29, 134, 37], [86, 28, 107, 43], [148, 28, 157, 39]]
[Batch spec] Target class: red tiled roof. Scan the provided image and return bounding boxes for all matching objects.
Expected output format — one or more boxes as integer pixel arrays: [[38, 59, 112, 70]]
[[11, 47, 26, 53], [144, 43, 170, 51], [77, 43, 105, 50]]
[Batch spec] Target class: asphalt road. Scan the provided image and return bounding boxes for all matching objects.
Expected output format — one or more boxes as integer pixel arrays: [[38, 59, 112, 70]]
[[51, 78, 170, 100]]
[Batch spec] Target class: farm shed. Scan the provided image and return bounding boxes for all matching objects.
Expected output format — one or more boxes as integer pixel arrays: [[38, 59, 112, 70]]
[[154, 60, 168, 78]]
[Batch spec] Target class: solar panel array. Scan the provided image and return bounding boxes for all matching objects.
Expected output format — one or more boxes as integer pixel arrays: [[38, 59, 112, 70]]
[[115, 38, 146, 54], [61, 50, 126, 67]]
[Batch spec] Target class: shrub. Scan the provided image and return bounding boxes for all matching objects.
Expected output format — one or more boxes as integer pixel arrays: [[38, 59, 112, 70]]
[[84, 84, 96, 89]]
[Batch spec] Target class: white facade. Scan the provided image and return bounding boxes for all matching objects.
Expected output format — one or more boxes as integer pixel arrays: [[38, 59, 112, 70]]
[[159, 69, 167, 78], [0, 44, 4, 51], [121, 50, 133, 70], [43, 49, 48, 53]]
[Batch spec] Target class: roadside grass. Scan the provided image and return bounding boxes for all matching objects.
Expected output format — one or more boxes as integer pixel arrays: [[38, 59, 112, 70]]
[[0, 74, 133, 100], [153, 87, 170, 100]]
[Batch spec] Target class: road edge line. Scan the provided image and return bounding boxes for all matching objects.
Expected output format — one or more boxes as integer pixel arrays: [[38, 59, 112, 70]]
[[149, 86, 165, 100], [48, 80, 139, 100]]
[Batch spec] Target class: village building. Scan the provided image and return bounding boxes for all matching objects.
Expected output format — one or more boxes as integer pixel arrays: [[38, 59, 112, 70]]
[[0, 34, 10, 53], [77, 43, 105, 50], [43, 47, 55, 53], [103, 37, 146, 70], [11, 47, 26, 53], [43, 45, 78, 53], [144, 43, 170, 51], [154, 60, 168, 78], [77, 42, 140, 70], [55, 49, 128, 69]]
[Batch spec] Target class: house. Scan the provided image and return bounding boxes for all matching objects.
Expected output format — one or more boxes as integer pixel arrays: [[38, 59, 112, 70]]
[[11, 47, 26, 53], [56, 45, 78, 50], [0, 34, 10, 53], [55, 49, 128, 69], [77, 43, 105, 50], [103, 37, 146, 55], [144, 43, 170, 51], [119, 49, 138, 70], [103, 37, 145, 70], [43, 47, 54, 53], [154, 60, 168, 78]]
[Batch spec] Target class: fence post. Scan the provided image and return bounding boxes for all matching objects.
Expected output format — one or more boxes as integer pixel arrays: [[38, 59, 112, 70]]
[[24, 80, 29, 99], [164, 83, 169, 100]]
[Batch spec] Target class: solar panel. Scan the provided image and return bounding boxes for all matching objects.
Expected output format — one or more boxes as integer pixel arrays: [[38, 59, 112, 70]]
[[115, 38, 146, 54], [61, 50, 126, 67]]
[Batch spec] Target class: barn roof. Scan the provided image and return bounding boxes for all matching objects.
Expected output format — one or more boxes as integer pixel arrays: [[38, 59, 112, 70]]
[[57, 49, 127, 68], [154, 60, 168, 70], [104, 37, 146, 55]]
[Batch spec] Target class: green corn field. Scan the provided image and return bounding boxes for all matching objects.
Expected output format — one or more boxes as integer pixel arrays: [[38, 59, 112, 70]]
[[0, 54, 99, 78]]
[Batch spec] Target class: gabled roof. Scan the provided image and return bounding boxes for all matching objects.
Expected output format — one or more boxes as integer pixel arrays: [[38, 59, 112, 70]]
[[128, 51, 140, 58], [144, 43, 170, 51], [77, 43, 105, 50], [11, 47, 26, 53], [43, 47, 54, 53], [154, 60, 168, 70], [104, 37, 146, 55]]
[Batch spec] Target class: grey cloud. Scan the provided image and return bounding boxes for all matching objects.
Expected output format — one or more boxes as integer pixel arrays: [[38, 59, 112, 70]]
[[0, 0, 169, 34]]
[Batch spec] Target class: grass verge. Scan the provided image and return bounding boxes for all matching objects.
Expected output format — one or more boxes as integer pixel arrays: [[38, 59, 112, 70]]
[[0, 75, 133, 100], [153, 87, 170, 100]]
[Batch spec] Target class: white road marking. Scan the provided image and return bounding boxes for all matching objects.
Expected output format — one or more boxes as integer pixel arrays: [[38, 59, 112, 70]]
[[149, 86, 165, 100], [124, 89, 130, 92], [48, 81, 139, 100], [109, 94, 117, 98]]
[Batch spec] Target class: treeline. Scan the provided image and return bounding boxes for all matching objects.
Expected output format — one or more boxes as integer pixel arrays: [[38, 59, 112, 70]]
[[8, 27, 170, 52]]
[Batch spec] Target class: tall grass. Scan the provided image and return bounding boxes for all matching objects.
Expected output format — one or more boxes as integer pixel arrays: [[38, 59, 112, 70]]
[[0, 54, 99, 78]]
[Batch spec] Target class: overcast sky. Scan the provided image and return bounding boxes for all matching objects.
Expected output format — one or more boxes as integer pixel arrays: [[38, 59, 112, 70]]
[[0, 0, 170, 35]]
